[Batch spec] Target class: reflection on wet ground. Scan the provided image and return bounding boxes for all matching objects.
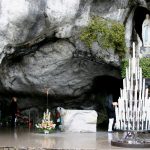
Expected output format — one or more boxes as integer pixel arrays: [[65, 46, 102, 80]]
[[0, 128, 96, 149], [0, 128, 149, 149]]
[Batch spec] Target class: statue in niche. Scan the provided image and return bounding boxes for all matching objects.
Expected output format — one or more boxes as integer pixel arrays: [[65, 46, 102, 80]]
[[142, 14, 150, 47]]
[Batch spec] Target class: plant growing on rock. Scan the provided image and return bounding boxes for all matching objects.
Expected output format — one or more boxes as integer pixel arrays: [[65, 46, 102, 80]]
[[80, 16, 126, 58]]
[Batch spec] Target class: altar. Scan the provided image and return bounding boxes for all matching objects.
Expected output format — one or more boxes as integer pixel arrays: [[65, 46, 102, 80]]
[[57, 107, 98, 132]]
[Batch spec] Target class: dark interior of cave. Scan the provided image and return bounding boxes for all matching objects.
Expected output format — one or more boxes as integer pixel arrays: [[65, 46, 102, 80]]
[[91, 76, 122, 100], [134, 6, 150, 41], [90, 75, 123, 129]]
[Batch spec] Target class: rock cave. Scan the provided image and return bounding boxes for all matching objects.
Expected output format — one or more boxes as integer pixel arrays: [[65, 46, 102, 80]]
[[0, 0, 149, 135]]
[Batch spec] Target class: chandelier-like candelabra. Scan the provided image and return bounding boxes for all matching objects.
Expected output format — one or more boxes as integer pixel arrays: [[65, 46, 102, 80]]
[[115, 43, 150, 131]]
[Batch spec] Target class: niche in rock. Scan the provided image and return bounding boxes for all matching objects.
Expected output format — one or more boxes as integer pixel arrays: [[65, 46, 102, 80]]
[[133, 6, 150, 42]]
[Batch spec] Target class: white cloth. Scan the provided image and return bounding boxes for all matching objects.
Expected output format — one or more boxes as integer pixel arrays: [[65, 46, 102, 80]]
[[57, 107, 97, 132]]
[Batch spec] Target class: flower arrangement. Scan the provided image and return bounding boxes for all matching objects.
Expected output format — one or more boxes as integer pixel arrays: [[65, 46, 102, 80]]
[[35, 109, 56, 133]]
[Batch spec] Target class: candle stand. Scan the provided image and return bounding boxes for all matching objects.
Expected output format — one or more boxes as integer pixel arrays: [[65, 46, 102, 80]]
[[111, 131, 150, 148], [111, 43, 150, 148]]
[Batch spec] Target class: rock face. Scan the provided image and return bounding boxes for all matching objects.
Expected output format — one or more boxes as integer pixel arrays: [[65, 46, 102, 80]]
[[0, 40, 120, 97], [0, 0, 149, 115]]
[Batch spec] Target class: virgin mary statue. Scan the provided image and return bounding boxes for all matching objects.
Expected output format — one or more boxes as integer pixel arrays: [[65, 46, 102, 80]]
[[142, 14, 150, 47]]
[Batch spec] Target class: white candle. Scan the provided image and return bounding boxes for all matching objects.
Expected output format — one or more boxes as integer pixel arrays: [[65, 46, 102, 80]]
[[123, 79, 126, 89], [132, 58, 136, 74], [115, 106, 119, 129], [135, 84, 137, 100], [142, 79, 145, 100], [137, 59, 139, 79], [120, 89, 122, 97], [145, 88, 148, 99], [129, 59, 131, 79], [137, 111, 139, 130], [126, 68, 128, 79], [126, 78, 129, 90], [135, 86, 138, 124], [131, 75, 133, 90], [146, 114, 148, 131], [133, 42, 135, 58], [133, 111, 135, 130], [139, 68, 142, 90]]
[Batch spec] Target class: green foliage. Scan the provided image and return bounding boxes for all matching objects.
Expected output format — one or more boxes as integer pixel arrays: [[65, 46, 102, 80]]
[[80, 16, 126, 58], [121, 59, 128, 78], [121, 58, 150, 78], [140, 58, 150, 78]]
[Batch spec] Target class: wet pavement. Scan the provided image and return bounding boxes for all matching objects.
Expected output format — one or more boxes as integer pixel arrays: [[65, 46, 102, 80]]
[[0, 128, 149, 149]]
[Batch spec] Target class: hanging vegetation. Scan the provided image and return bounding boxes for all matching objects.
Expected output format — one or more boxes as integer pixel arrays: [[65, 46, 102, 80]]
[[80, 16, 126, 58]]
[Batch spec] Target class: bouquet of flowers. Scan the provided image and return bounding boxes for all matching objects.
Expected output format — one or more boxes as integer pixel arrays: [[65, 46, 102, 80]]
[[35, 109, 56, 133]]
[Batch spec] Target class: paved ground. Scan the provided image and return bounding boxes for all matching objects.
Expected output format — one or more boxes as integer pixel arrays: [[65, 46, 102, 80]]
[[0, 128, 149, 149]]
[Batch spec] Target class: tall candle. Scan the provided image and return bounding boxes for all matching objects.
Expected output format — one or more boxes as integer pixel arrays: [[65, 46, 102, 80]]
[[137, 59, 139, 79], [142, 79, 145, 100], [126, 68, 128, 79], [133, 42, 135, 58], [139, 68, 142, 90], [129, 59, 131, 79], [132, 58, 136, 74], [137, 110, 139, 130], [126, 78, 129, 90], [145, 88, 148, 100], [145, 115, 148, 130], [123, 79, 126, 89]]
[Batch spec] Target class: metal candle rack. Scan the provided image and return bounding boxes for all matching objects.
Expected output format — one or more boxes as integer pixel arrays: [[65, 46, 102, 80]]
[[111, 43, 150, 148]]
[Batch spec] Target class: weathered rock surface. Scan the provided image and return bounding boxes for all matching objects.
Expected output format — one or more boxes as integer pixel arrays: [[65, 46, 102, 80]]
[[0, 40, 120, 96], [0, 0, 149, 114]]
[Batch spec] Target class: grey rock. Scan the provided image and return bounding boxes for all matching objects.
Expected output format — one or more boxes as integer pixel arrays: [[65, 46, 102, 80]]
[[0, 0, 149, 114], [0, 40, 120, 97]]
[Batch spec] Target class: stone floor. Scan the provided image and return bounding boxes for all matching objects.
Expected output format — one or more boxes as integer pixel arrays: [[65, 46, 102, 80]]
[[0, 128, 149, 149]]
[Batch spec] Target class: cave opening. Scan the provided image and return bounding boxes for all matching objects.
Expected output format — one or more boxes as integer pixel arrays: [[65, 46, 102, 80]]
[[133, 6, 150, 41], [90, 75, 122, 130]]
